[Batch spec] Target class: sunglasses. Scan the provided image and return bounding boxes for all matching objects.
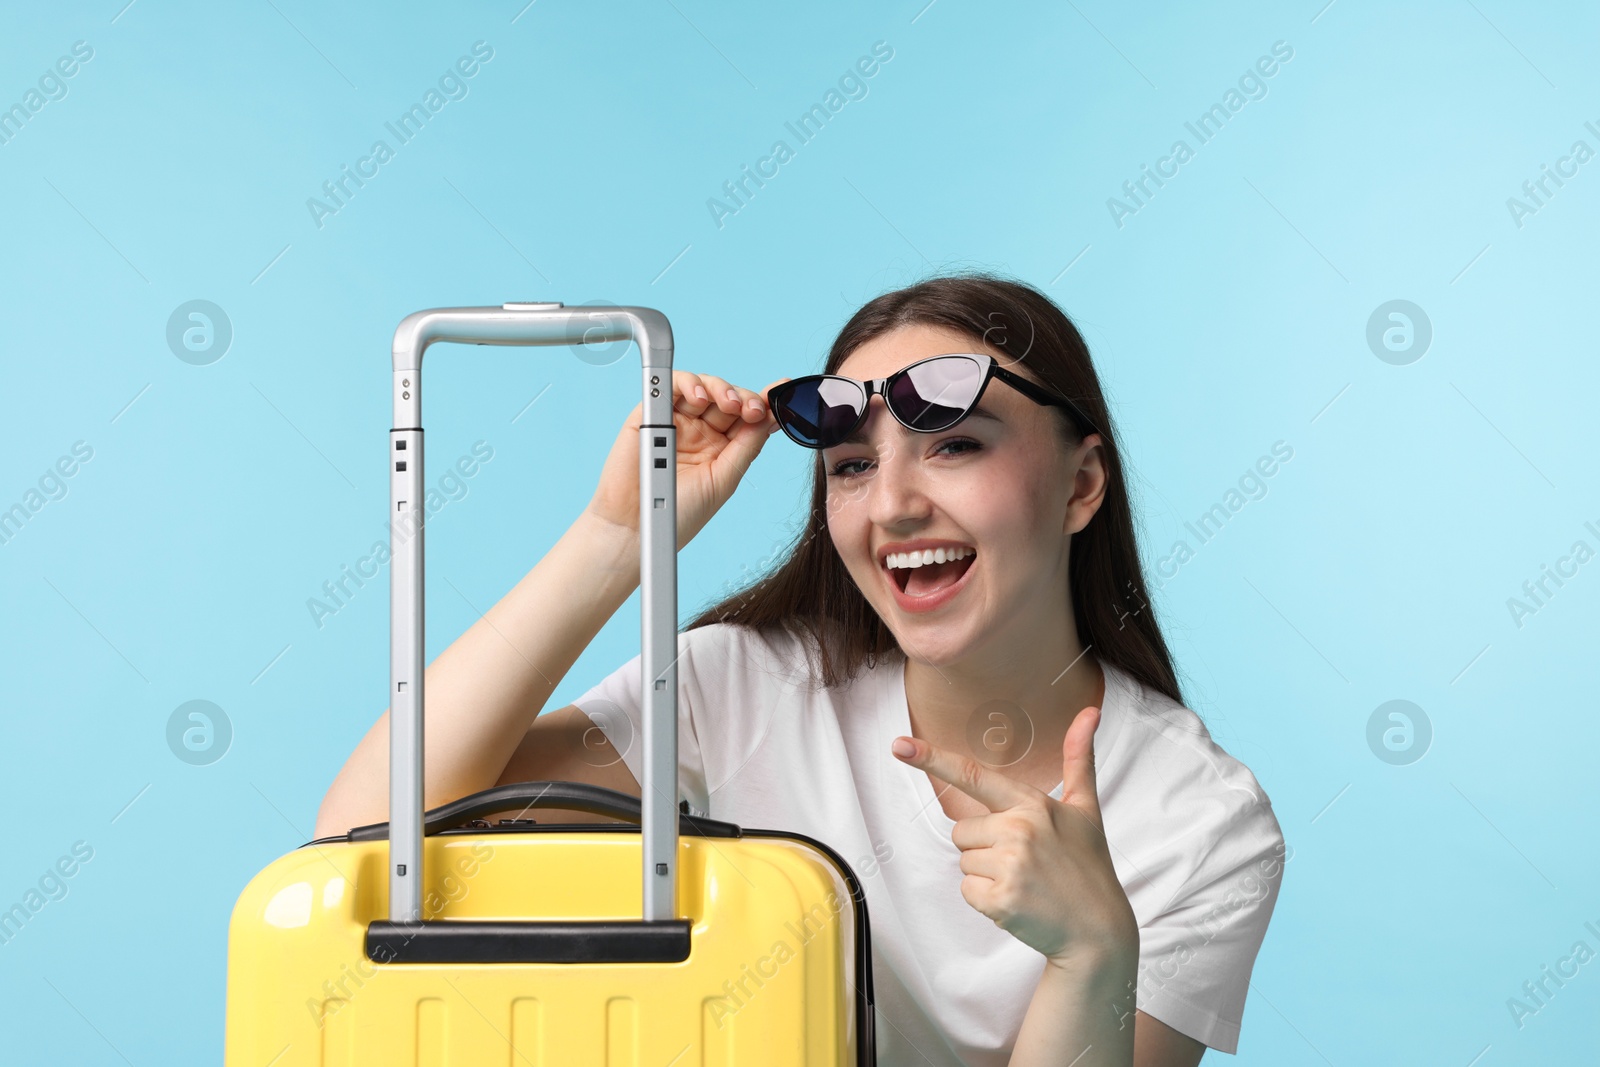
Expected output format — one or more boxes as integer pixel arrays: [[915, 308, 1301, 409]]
[[765, 352, 1102, 450]]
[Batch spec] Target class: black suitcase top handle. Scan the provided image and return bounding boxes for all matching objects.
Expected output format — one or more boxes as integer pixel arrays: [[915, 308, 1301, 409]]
[[345, 780, 743, 841]]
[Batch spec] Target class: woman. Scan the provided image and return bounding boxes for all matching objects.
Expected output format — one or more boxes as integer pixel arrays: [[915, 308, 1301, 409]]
[[315, 272, 1285, 1066]]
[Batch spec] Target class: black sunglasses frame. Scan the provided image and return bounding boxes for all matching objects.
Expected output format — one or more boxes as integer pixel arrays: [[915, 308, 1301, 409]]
[[765, 352, 1103, 450]]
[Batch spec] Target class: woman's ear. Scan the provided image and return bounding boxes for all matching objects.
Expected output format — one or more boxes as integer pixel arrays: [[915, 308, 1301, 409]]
[[1061, 433, 1109, 536]]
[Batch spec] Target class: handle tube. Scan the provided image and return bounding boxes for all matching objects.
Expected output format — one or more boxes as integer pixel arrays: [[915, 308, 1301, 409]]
[[386, 302, 675, 924], [638, 417, 679, 919], [389, 425, 425, 919]]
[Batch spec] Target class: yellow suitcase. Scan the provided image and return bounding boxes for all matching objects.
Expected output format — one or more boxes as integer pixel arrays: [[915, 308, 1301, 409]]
[[223, 303, 875, 1064]]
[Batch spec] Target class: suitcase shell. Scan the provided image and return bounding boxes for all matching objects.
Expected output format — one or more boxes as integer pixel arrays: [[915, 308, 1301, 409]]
[[222, 303, 875, 1064], [224, 826, 873, 1063]]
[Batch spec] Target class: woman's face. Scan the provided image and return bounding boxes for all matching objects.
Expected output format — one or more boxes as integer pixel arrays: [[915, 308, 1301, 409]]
[[824, 324, 1104, 667]]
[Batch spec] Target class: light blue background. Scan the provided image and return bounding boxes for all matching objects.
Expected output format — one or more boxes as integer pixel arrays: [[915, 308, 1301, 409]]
[[2, 1, 1595, 1063]]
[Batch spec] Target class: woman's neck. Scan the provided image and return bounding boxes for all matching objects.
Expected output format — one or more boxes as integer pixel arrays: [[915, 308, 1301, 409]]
[[900, 634, 1105, 779]]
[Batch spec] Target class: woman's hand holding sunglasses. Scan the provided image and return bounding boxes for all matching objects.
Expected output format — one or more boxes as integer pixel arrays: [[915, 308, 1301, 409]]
[[586, 369, 792, 551]]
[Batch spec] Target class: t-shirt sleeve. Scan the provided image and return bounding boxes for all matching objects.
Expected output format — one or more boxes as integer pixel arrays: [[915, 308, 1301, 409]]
[[568, 630, 712, 819], [1133, 772, 1287, 1055]]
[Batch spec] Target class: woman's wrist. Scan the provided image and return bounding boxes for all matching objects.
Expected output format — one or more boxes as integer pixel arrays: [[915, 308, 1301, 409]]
[[1045, 938, 1136, 981], [571, 507, 643, 590], [1044, 904, 1139, 976]]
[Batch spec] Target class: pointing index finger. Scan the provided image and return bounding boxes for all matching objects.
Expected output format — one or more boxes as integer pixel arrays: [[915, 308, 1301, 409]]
[[892, 735, 1037, 812]]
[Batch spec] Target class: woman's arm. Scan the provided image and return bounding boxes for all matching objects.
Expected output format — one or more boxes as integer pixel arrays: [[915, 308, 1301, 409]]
[[1012, 955, 1208, 1066], [890, 707, 1210, 1066], [1010, 948, 1138, 1065], [312, 508, 642, 838], [1133, 1011, 1207, 1066], [312, 369, 784, 839]]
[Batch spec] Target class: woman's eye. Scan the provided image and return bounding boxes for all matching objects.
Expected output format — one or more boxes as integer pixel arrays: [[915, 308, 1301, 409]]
[[937, 438, 980, 457], [827, 438, 980, 478]]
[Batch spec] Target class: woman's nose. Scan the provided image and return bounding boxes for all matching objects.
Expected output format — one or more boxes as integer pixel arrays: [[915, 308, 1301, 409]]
[[864, 432, 932, 525]]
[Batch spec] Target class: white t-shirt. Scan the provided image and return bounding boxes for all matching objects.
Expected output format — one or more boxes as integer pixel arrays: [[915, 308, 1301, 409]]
[[572, 622, 1285, 1063]]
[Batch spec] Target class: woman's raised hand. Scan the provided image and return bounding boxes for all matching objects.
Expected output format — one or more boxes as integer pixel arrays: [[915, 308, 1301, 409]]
[[586, 369, 792, 550]]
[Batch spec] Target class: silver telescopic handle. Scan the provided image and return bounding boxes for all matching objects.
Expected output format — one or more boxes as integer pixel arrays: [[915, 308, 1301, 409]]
[[386, 302, 678, 924]]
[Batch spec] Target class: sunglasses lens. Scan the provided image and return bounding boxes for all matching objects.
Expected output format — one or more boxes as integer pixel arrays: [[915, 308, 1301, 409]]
[[889, 356, 984, 431], [773, 378, 866, 447]]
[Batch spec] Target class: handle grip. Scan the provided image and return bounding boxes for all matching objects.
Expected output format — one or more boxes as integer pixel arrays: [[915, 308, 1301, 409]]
[[358, 779, 734, 967]]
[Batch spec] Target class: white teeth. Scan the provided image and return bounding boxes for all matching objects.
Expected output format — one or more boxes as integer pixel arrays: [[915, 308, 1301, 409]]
[[884, 546, 973, 570]]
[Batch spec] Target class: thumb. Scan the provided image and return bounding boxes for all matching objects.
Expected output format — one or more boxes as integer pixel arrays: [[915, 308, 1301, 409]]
[[1061, 706, 1103, 811]]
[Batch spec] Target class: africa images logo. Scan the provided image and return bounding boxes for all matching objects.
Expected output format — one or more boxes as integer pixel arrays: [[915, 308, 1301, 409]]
[[705, 41, 895, 229], [305, 42, 495, 229], [1106, 40, 1294, 229]]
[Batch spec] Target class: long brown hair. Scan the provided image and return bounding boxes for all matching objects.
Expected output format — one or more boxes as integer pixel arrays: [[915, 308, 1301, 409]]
[[684, 270, 1186, 707]]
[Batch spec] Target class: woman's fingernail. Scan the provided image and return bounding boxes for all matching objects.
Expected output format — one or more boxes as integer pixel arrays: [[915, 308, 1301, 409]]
[[726, 388, 738, 401], [892, 737, 915, 758], [694, 386, 708, 400]]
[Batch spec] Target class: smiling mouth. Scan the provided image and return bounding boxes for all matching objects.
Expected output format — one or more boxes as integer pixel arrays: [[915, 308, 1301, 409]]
[[885, 548, 977, 598]]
